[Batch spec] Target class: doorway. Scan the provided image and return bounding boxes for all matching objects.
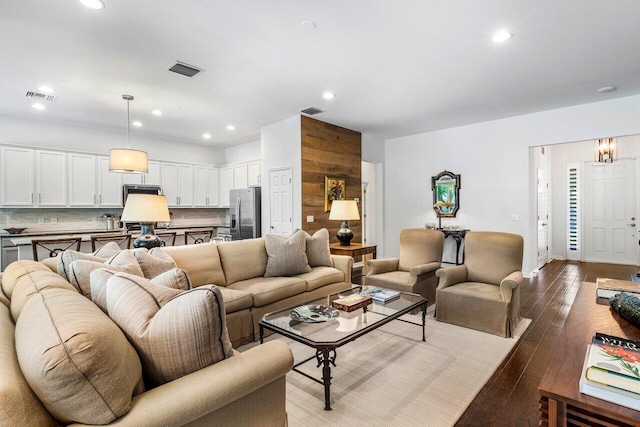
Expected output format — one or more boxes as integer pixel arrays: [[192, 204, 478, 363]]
[[537, 168, 549, 269], [268, 167, 293, 237]]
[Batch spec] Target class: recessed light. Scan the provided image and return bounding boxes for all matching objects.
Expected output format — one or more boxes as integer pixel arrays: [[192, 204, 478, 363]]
[[32, 103, 45, 111], [492, 30, 512, 43], [226, 125, 235, 131], [79, 0, 105, 9], [597, 86, 617, 93], [38, 85, 54, 94], [202, 133, 211, 139], [132, 121, 142, 127], [323, 91, 335, 100], [152, 109, 162, 116], [301, 20, 316, 30]]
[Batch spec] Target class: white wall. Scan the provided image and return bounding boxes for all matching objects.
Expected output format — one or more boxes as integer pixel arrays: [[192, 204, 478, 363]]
[[260, 116, 301, 234], [362, 133, 385, 164], [385, 94, 640, 275], [0, 114, 225, 164], [225, 139, 261, 164]]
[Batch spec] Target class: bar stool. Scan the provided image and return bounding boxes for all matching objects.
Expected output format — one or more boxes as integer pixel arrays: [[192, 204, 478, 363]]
[[31, 237, 82, 261], [156, 231, 177, 247], [90, 233, 132, 251], [184, 229, 214, 245]]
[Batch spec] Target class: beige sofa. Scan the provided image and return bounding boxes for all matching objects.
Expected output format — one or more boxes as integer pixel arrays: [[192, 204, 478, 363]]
[[161, 237, 353, 343], [0, 260, 293, 427]]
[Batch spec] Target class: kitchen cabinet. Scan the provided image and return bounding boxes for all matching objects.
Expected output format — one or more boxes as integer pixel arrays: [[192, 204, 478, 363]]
[[0, 146, 34, 206], [218, 166, 233, 207], [122, 160, 161, 185], [68, 153, 97, 206], [194, 165, 219, 207], [35, 150, 67, 206], [161, 162, 193, 207], [233, 163, 248, 190], [97, 156, 122, 206], [247, 160, 261, 186]]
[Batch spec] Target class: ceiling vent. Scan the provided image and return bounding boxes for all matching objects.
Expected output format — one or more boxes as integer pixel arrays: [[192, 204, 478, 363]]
[[168, 61, 204, 78], [300, 107, 323, 115], [25, 91, 56, 102]]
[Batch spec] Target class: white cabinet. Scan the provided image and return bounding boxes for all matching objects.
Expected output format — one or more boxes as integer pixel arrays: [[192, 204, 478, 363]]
[[68, 153, 97, 206], [122, 160, 161, 185], [247, 160, 261, 187], [1, 146, 34, 206], [233, 163, 248, 190], [35, 150, 67, 206], [194, 165, 219, 207], [219, 166, 233, 207], [161, 162, 193, 207], [97, 156, 122, 206]]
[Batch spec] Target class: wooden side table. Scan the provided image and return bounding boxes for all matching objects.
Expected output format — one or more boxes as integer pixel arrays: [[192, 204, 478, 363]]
[[329, 243, 377, 259]]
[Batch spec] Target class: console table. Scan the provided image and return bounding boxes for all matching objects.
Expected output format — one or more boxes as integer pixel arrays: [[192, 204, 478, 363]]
[[438, 229, 468, 265], [538, 282, 640, 426]]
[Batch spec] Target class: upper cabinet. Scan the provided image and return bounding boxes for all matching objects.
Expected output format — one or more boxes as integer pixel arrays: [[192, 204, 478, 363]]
[[97, 156, 122, 206], [233, 163, 248, 190], [35, 150, 67, 207], [247, 160, 261, 187], [161, 162, 193, 207], [194, 165, 219, 207], [219, 166, 233, 207], [122, 160, 161, 186], [68, 153, 97, 206], [0, 146, 34, 206]]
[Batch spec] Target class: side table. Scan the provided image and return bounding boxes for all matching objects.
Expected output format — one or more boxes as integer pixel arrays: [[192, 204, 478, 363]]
[[438, 229, 468, 265], [329, 242, 377, 259]]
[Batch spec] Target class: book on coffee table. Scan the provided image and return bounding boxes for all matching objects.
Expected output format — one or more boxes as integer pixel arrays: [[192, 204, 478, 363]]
[[596, 278, 640, 299], [331, 294, 372, 312]]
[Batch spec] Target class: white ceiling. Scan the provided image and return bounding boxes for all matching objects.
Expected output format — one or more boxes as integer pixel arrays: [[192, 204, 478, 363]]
[[2, 1, 640, 147]]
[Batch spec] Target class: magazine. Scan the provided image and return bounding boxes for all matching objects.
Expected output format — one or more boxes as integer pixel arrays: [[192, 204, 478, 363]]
[[360, 287, 400, 303]]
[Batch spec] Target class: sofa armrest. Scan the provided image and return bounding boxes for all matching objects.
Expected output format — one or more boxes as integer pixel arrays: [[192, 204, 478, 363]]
[[331, 255, 354, 284], [409, 261, 441, 285], [366, 258, 399, 276], [435, 265, 468, 290], [70, 340, 293, 427], [500, 271, 523, 302]]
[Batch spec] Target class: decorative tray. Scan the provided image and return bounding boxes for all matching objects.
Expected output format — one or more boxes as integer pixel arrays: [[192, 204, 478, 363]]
[[289, 305, 339, 323]]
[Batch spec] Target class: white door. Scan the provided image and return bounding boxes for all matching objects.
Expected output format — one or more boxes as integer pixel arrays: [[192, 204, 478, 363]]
[[206, 166, 219, 206], [193, 165, 208, 206], [68, 153, 97, 206], [218, 166, 233, 207], [233, 163, 248, 189], [583, 159, 637, 265], [161, 162, 179, 206], [1, 146, 34, 206], [247, 160, 261, 186], [177, 164, 194, 206], [537, 168, 549, 269], [269, 167, 293, 237], [97, 156, 122, 206], [36, 150, 67, 206]]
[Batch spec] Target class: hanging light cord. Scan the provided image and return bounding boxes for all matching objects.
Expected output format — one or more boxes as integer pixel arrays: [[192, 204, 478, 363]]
[[127, 97, 131, 149]]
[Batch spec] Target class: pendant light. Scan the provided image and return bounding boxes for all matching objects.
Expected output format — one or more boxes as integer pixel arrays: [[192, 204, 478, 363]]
[[109, 95, 148, 173]]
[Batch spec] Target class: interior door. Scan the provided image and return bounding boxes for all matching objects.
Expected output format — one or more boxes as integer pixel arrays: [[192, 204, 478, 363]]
[[269, 167, 293, 237], [537, 168, 549, 269], [583, 159, 637, 265]]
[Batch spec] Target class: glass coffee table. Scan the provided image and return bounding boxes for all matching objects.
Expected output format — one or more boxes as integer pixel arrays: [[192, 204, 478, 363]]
[[259, 285, 427, 410]]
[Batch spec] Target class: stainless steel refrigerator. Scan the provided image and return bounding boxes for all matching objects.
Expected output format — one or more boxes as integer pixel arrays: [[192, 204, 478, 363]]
[[229, 187, 262, 240]]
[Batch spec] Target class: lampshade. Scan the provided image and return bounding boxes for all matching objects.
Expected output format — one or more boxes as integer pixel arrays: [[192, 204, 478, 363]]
[[329, 200, 360, 221], [121, 194, 170, 223], [109, 148, 148, 173]]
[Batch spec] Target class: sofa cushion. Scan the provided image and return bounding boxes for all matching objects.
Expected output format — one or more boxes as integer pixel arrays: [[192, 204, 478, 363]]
[[41, 256, 58, 272], [295, 266, 345, 292], [264, 231, 311, 277], [160, 243, 227, 287], [133, 247, 177, 279], [0, 285, 8, 308], [56, 242, 122, 280], [15, 288, 143, 425], [217, 238, 267, 285], [228, 276, 306, 307], [104, 272, 234, 386], [2, 260, 56, 299], [218, 287, 254, 313], [10, 268, 78, 322], [0, 303, 57, 426], [304, 228, 333, 267], [68, 251, 143, 298]]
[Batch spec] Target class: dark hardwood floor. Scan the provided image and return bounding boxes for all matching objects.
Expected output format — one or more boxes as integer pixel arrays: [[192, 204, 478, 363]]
[[353, 260, 639, 426]]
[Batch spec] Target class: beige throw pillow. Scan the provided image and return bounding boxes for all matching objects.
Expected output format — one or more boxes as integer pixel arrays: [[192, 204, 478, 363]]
[[67, 250, 143, 297], [134, 247, 177, 279], [56, 241, 123, 280], [104, 272, 233, 386], [264, 230, 312, 277], [304, 228, 333, 267]]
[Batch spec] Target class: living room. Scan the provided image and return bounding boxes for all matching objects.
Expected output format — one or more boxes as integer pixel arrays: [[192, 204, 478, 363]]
[[2, 1, 640, 426]]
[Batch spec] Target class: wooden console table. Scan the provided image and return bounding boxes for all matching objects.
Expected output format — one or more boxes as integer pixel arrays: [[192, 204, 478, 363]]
[[329, 243, 377, 260], [539, 282, 640, 426]]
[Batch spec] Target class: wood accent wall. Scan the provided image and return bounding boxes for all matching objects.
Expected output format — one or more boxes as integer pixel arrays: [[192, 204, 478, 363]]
[[301, 116, 362, 244]]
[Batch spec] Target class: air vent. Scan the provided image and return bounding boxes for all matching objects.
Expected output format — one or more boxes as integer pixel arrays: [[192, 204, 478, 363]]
[[300, 107, 323, 115], [25, 91, 56, 102], [168, 61, 204, 78]]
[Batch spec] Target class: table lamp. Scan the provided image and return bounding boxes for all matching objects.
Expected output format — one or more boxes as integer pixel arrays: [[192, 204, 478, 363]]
[[433, 200, 453, 229], [329, 200, 360, 246], [121, 194, 170, 248]]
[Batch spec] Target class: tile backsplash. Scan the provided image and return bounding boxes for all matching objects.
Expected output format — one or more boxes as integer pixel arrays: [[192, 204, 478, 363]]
[[0, 207, 229, 232]]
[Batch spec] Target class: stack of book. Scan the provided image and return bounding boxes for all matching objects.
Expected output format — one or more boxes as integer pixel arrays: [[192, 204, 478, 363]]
[[360, 287, 401, 303], [596, 278, 640, 299], [579, 332, 640, 410]]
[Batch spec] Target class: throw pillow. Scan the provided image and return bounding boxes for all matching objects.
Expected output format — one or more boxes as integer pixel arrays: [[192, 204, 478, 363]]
[[15, 288, 143, 425], [66, 250, 144, 297], [303, 228, 332, 267], [91, 241, 122, 259], [104, 272, 233, 386], [134, 247, 177, 279], [264, 230, 312, 277], [56, 242, 126, 281]]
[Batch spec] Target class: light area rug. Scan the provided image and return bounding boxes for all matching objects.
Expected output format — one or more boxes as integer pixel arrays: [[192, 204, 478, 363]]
[[246, 311, 530, 427]]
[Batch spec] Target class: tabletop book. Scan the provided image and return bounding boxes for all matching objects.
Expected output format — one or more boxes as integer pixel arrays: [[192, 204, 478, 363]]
[[596, 278, 640, 299], [580, 332, 640, 410], [331, 294, 372, 312], [360, 287, 400, 303]]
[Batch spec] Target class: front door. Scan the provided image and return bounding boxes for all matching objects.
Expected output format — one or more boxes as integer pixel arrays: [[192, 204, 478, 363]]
[[583, 159, 637, 265], [269, 167, 293, 237]]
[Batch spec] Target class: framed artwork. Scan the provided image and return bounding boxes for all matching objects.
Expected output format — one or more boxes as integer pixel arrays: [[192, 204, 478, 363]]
[[325, 176, 346, 212]]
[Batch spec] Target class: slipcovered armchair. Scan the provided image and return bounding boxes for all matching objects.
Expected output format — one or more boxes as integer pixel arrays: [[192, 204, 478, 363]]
[[435, 231, 524, 337], [365, 228, 444, 306]]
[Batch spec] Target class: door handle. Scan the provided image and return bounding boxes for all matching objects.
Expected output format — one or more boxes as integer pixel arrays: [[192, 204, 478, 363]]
[[629, 223, 636, 227]]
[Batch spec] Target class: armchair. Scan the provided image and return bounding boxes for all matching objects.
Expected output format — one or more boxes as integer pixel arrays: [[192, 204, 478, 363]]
[[365, 228, 444, 306], [435, 231, 524, 337]]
